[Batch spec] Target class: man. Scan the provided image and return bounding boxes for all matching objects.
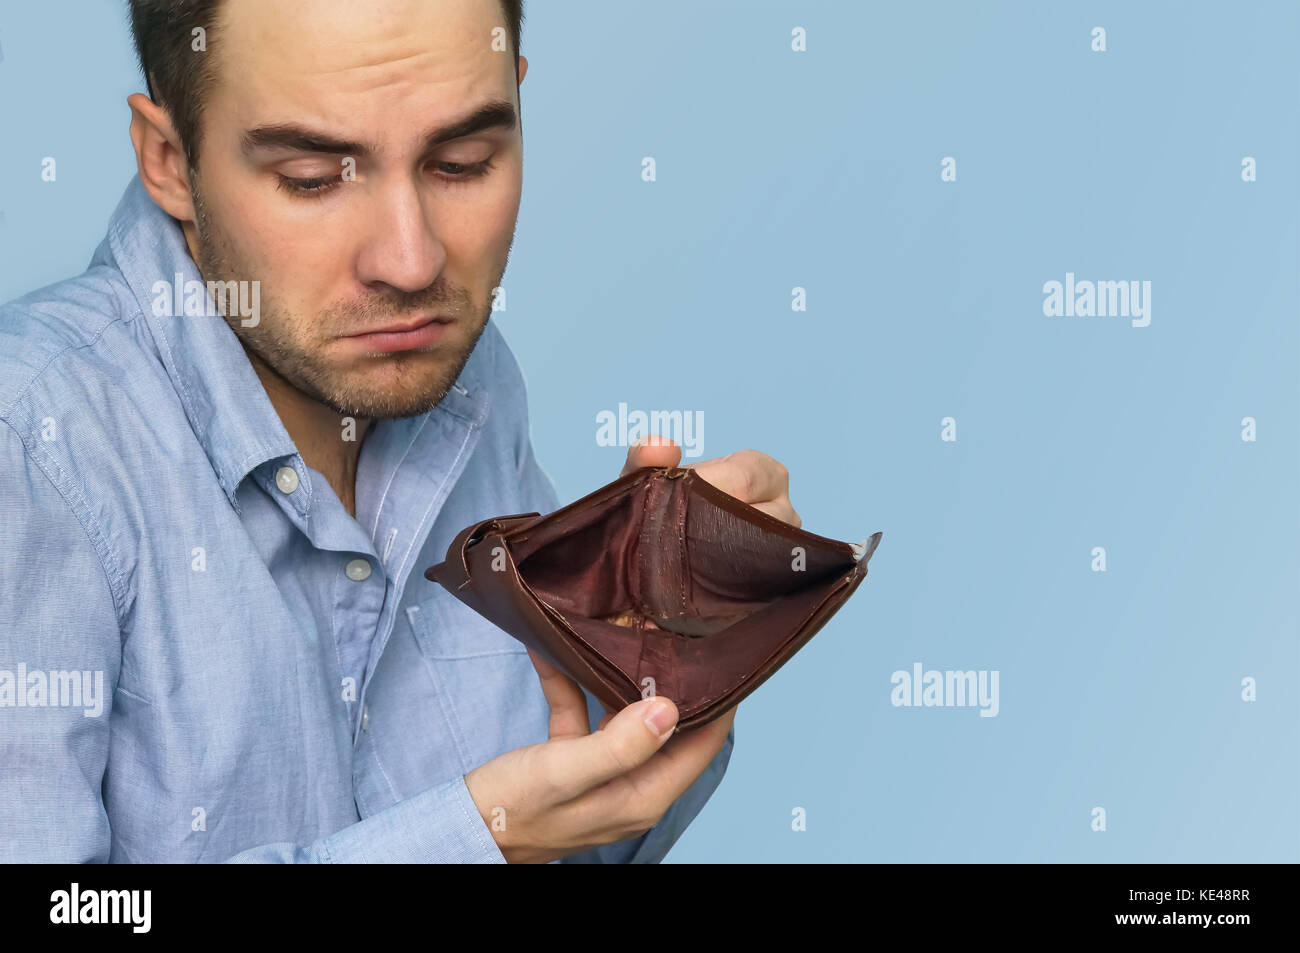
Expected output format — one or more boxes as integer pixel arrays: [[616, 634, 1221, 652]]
[[0, 0, 802, 862]]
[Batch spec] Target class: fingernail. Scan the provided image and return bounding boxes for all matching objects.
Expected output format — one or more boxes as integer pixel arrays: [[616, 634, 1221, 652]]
[[644, 701, 676, 737]]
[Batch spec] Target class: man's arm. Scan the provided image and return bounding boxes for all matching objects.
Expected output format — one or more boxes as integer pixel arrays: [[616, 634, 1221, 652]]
[[0, 418, 507, 863], [238, 713, 729, 863], [224, 775, 505, 862], [0, 420, 118, 862]]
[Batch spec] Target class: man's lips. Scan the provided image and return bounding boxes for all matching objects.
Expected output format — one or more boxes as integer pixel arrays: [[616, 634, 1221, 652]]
[[341, 315, 453, 353]]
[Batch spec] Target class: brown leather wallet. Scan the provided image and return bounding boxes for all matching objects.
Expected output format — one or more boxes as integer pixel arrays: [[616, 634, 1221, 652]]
[[424, 465, 882, 731]]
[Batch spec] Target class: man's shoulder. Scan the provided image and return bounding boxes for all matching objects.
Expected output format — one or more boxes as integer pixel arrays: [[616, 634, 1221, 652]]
[[0, 261, 148, 421], [0, 262, 178, 622]]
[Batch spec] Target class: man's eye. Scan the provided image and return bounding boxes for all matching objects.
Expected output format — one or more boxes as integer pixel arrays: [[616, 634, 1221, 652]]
[[274, 159, 494, 198], [436, 158, 494, 181], [275, 173, 342, 198]]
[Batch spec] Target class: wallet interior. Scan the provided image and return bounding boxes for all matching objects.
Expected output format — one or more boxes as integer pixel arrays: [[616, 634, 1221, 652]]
[[510, 471, 858, 711]]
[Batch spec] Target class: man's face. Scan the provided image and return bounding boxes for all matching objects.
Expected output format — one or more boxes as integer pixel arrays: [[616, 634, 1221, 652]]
[[186, 0, 524, 419]]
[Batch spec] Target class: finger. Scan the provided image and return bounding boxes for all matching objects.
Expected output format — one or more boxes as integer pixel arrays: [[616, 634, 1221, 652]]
[[546, 695, 679, 799], [750, 498, 802, 528], [691, 449, 789, 504], [527, 648, 592, 740], [621, 434, 681, 476]]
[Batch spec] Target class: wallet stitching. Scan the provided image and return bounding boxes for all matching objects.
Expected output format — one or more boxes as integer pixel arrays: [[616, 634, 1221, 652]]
[[669, 482, 689, 703], [675, 478, 689, 617]]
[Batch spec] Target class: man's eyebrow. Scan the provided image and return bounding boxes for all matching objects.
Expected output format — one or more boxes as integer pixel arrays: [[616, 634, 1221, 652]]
[[241, 100, 518, 157]]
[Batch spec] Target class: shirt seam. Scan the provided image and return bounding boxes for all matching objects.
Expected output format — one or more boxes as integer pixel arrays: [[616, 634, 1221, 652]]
[[368, 741, 403, 809], [453, 775, 498, 862], [391, 412, 481, 579], [409, 607, 478, 774], [367, 414, 431, 539], [0, 299, 127, 420]]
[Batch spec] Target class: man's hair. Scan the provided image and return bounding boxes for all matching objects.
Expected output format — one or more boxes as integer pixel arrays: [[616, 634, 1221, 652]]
[[128, 0, 525, 171]]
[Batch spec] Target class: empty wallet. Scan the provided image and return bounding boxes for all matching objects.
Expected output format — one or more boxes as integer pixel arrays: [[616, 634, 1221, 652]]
[[424, 465, 882, 732]]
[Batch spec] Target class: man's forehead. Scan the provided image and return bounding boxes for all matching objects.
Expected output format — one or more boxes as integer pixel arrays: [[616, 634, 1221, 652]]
[[218, 0, 510, 95], [213, 0, 516, 150]]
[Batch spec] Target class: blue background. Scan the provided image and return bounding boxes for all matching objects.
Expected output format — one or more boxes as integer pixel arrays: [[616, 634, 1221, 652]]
[[0, 0, 1295, 862]]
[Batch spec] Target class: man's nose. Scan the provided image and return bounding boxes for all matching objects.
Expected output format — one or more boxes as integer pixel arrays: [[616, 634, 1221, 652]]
[[354, 178, 447, 294]]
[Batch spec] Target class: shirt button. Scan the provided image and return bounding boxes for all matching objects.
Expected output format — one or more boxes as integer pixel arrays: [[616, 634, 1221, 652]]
[[345, 557, 372, 581], [361, 705, 370, 732], [275, 466, 299, 494]]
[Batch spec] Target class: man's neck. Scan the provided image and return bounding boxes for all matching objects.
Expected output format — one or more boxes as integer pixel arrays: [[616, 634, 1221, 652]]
[[245, 346, 373, 519]]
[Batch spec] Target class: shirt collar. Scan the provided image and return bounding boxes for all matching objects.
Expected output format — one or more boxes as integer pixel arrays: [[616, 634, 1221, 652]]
[[102, 174, 490, 510], [105, 175, 298, 506]]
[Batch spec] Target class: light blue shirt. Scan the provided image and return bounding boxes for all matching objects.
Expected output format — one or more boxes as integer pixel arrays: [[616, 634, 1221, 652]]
[[0, 175, 732, 863]]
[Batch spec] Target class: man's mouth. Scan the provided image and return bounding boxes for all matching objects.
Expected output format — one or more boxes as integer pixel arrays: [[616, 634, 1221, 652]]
[[340, 314, 453, 353]]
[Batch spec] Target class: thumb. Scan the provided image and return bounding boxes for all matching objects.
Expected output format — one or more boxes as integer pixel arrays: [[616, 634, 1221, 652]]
[[556, 696, 680, 797], [621, 433, 681, 476]]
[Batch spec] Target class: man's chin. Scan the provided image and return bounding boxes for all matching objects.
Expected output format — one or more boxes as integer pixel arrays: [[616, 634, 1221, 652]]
[[316, 371, 461, 420], [325, 320, 486, 419]]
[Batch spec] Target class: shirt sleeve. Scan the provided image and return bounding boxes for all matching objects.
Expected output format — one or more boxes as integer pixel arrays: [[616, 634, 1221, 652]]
[[225, 774, 505, 863], [0, 419, 119, 863], [1, 419, 509, 864]]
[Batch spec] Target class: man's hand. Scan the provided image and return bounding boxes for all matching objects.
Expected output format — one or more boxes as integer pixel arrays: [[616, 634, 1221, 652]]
[[463, 435, 790, 862], [464, 650, 736, 863], [620, 434, 802, 527]]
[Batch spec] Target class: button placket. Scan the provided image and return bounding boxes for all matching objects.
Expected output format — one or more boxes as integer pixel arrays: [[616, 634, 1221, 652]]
[[341, 555, 382, 743]]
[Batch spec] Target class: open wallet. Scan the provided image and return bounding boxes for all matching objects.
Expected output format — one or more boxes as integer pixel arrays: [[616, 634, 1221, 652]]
[[424, 465, 883, 732]]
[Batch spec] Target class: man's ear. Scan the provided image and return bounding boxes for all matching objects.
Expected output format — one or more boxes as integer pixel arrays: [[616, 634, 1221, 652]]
[[127, 92, 197, 224], [516, 54, 528, 85]]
